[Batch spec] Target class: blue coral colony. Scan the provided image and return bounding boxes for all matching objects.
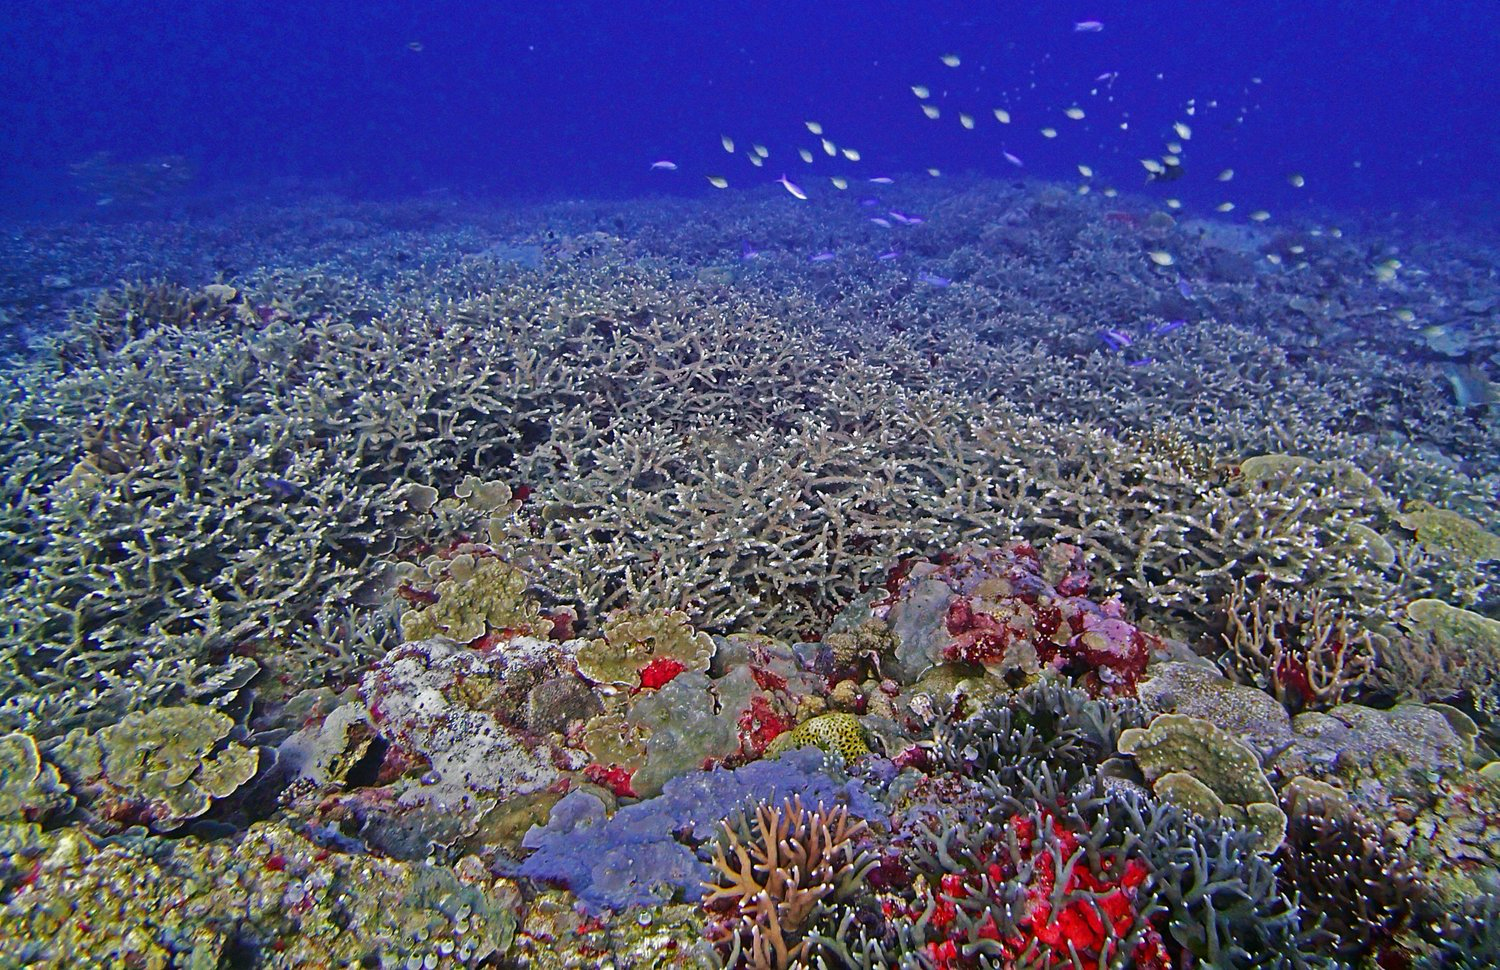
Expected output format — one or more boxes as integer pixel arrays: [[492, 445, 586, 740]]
[[1, 4, 1499, 970]]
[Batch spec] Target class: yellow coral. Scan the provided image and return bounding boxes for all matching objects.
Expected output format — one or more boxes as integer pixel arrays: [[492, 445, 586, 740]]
[[399, 554, 550, 643], [1118, 713, 1284, 853], [1396, 501, 1500, 562], [576, 608, 715, 687], [765, 713, 869, 763], [51, 705, 258, 832]]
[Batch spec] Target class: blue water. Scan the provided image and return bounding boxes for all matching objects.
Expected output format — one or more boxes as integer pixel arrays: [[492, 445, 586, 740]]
[[2, 0, 1497, 218]]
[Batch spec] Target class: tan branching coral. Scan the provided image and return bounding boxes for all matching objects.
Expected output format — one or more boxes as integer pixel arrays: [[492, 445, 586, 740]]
[[1219, 578, 1375, 710], [703, 797, 875, 970]]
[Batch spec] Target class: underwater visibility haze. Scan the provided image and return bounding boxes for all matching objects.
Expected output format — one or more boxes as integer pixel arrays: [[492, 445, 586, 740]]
[[1, 1, 1500, 967]]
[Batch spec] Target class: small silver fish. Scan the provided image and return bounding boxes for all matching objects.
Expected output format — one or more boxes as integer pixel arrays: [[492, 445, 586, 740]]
[[1074, 20, 1104, 32]]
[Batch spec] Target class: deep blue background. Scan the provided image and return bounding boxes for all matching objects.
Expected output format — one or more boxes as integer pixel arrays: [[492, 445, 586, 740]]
[[1, 0, 1496, 219]]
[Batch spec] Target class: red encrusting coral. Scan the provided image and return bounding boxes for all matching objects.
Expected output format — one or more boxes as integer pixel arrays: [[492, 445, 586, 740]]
[[902, 542, 1160, 696], [582, 763, 638, 799], [736, 695, 795, 759], [903, 810, 1171, 969], [635, 655, 687, 692]]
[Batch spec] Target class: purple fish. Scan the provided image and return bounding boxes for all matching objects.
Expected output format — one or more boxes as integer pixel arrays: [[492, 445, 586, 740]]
[[1128, 357, 1155, 367], [1150, 318, 1186, 336], [1099, 328, 1133, 351], [740, 240, 760, 260], [918, 272, 952, 288], [877, 249, 900, 261], [809, 251, 837, 263], [860, 197, 881, 207], [1176, 277, 1194, 299]]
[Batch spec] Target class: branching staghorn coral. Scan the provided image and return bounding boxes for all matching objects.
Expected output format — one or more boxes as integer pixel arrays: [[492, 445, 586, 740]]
[[1219, 577, 1376, 710], [703, 796, 876, 970]]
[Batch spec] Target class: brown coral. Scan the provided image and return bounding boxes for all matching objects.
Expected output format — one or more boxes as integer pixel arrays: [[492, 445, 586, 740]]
[[703, 797, 875, 970], [1219, 578, 1375, 711], [1276, 790, 1427, 963]]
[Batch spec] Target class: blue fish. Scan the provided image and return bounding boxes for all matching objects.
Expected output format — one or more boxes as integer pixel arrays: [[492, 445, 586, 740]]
[[1099, 328, 1133, 351], [266, 477, 303, 500]]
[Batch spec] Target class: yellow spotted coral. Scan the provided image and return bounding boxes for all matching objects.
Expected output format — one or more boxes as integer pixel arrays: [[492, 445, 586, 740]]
[[765, 713, 870, 763]]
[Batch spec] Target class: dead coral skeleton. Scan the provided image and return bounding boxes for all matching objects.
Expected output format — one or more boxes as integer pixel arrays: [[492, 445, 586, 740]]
[[703, 796, 875, 970], [1219, 578, 1375, 710]]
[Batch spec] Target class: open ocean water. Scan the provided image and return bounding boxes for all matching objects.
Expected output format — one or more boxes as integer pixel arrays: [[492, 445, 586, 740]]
[[1, 2, 1499, 967]]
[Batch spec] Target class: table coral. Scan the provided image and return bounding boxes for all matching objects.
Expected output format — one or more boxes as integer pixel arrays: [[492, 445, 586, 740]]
[[50, 704, 258, 833], [1396, 500, 1500, 563]]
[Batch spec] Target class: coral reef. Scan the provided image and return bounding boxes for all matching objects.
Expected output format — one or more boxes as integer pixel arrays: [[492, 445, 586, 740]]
[[0, 821, 517, 968], [515, 748, 879, 913], [2, 182, 1499, 967]]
